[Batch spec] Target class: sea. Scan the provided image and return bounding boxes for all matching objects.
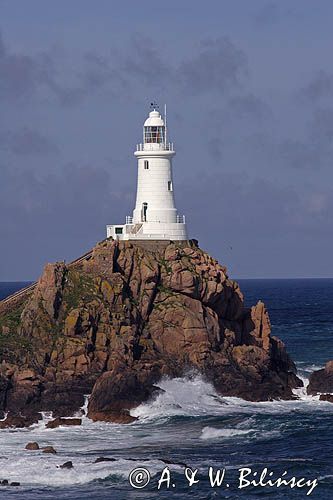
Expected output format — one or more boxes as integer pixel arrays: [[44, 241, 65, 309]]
[[0, 279, 332, 499]]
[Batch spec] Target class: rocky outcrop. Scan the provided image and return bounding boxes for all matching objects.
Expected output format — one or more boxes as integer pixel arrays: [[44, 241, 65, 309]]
[[45, 417, 82, 429], [25, 442, 39, 450], [42, 446, 56, 454], [0, 239, 301, 424], [308, 361, 333, 395], [319, 394, 333, 403]]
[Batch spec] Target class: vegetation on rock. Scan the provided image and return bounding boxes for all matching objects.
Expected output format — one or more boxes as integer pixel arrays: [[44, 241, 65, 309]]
[[0, 239, 302, 424]]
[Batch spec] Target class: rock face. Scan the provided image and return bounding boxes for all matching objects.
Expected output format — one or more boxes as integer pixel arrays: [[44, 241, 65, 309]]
[[45, 417, 82, 429], [0, 239, 301, 424], [308, 361, 333, 395], [319, 394, 333, 403], [25, 442, 39, 450]]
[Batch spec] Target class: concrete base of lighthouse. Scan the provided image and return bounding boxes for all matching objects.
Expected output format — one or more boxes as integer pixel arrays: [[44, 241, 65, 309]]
[[106, 221, 187, 241]]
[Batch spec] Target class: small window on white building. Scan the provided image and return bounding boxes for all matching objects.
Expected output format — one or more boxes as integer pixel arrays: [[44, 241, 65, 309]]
[[168, 181, 173, 191], [115, 227, 123, 234], [144, 160, 149, 169]]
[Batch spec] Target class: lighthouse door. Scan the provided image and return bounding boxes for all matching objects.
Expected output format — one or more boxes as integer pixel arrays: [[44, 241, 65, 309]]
[[141, 202, 148, 222]]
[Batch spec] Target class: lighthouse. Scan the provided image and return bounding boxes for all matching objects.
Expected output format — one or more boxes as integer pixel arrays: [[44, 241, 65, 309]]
[[106, 106, 188, 241]]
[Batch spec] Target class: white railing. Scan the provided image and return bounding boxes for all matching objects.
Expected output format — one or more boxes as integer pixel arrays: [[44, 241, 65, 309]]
[[136, 142, 174, 152], [125, 215, 133, 224], [176, 215, 186, 224]]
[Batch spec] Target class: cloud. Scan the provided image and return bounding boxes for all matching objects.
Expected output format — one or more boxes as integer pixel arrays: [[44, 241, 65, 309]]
[[116, 34, 172, 88], [301, 70, 333, 102], [310, 107, 333, 141], [0, 29, 121, 106], [178, 37, 247, 95], [226, 94, 270, 121], [0, 29, 248, 108], [0, 128, 59, 156], [254, 2, 281, 27], [278, 107, 333, 170], [278, 139, 324, 170], [0, 31, 44, 100], [254, 2, 298, 28]]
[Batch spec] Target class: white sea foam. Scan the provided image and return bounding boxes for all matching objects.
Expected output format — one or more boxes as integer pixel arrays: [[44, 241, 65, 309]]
[[131, 374, 333, 421], [200, 426, 251, 440], [130, 375, 227, 420], [0, 374, 332, 487]]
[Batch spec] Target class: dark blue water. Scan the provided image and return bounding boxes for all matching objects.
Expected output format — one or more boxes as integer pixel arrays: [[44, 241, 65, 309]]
[[0, 280, 332, 499]]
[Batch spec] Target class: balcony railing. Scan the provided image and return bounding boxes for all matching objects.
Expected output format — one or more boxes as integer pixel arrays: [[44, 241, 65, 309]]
[[125, 215, 185, 224], [136, 142, 174, 152]]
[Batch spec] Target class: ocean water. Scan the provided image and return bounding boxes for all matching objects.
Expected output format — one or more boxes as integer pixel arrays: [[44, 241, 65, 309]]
[[0, 279, 332, 499]]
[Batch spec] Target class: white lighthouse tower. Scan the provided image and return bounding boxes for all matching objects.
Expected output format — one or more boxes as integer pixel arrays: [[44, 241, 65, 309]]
[[106, 106, 187, 241]]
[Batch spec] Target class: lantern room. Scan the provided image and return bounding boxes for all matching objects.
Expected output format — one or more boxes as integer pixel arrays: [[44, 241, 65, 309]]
[[144, 109, 165, 144]]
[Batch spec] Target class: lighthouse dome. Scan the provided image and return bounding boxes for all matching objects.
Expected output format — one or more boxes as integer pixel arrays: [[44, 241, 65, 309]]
[[144, 110, 165, 127]]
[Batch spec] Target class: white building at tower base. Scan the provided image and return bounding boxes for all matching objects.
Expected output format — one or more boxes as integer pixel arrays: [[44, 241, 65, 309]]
[[106, 107, 187, 241]]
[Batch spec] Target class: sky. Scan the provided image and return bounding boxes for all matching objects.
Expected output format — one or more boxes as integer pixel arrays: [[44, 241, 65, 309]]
[[1, 0, 333, 280]]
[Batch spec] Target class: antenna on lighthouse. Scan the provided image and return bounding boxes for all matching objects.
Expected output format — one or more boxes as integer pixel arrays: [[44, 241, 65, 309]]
[[164, 103, 167, 147]]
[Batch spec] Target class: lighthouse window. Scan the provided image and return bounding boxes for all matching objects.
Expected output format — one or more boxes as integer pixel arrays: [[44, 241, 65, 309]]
[[168, 181, 173, 191], [115, 227, 123, 235], [144, 126, 165, 144], [144, 160, 149, 169]]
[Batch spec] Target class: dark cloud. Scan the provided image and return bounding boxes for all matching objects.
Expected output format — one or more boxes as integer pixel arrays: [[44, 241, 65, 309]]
[[226, 94, 270, 121], [0, 29, 246, 108], [116, 34, 172, 87], [0, 160, 132, 278], [1, 3, 333, 279], [254, 2, 298, 28], [0, 31, 44, 100], [279, 107, 333, 170], [301, 71, 333, 102], [0, 30, 120, 106], [310, 107, 333, 141], [0, 128, 59, 156], [278, 139, 324, 170], [178, 37, 247, 95], [254, 2, 281, 27]]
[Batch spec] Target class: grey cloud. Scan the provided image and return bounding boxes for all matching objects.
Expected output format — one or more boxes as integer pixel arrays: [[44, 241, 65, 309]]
[[301, 71, 333, 102], [0, 29, 248, 107], [226, 94, 270, 121], [254, 2, 298, 28], [115, 34, 172, 88], [0, 29, 120, 106], [178, 37, 247, 95], [278, 139, 325, 170], [0, 128, 59, 156], [278, 107, 333, 170], [180, 170, 333, 244], [254, 2, 281, 27], [310, 107, 333, 142], [0, 31, 42, 100]]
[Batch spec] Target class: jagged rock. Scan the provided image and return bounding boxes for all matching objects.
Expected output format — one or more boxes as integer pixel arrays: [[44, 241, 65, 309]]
[[10, 482, 20, 486], [319, 394, 333, 403], [59, 461, 73, 469], [307, 361, 333, 394], [0, 239, 302, 424], [0, 412, 39, 429], [308, 361, 333, 395], [25, 442, 39, 450], [46, 417, 82, 429], [42, 446, 57, 454], [94, 457, 117, 463]]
